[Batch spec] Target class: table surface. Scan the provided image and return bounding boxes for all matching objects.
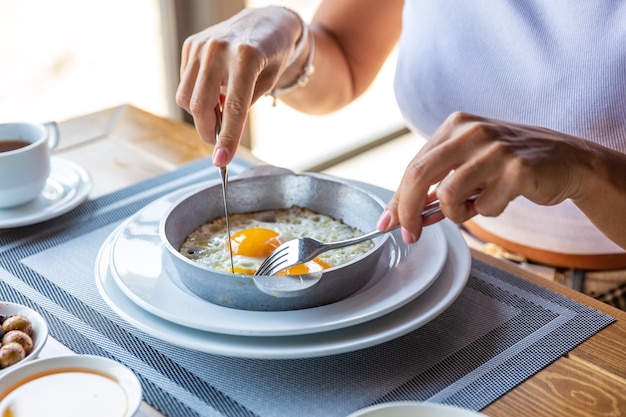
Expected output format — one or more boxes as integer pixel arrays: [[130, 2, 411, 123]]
[[41, 105, 626, 416]]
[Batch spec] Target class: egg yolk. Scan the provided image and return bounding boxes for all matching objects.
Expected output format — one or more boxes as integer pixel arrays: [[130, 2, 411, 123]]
[[275, 257, 333, 276], [228, 228, 281, 258], [226, 228, 334, 276], [233, 266, 257, 275]]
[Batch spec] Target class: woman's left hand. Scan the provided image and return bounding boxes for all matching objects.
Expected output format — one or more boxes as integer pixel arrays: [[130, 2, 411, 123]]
[[377, 112, 594, 244]]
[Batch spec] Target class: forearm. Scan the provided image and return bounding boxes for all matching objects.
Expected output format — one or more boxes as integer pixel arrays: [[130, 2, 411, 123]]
[[273, 0, 403, 114], [271, 23, 353, 113], [572, 144, 626, 249]]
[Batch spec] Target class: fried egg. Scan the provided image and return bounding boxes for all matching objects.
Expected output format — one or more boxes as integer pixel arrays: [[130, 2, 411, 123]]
[[179, 206, 374, 275]]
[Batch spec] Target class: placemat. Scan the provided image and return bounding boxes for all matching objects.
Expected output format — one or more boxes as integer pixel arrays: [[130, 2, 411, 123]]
[[0, 157, 615, 417]]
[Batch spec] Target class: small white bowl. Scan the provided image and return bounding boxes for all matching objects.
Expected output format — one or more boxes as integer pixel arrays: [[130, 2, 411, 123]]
[[0, 301, 48, 372], [0, 354, 142, 417], [347, 402, 487, 417]]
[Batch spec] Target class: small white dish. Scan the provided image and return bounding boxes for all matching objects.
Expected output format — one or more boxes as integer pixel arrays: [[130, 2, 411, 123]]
[[0, 302, 48, 373], [0, 157, 91, 228], [105, 181, 447, 336], [0, 355, 142, 417], [347, 402, 487, 417]]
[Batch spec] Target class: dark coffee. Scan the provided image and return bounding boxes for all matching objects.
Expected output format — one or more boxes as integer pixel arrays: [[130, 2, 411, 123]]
[[0, 140, 30, 153]]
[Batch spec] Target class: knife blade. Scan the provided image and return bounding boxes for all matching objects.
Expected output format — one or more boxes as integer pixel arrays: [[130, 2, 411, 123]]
[[215, 104, 235, 273]]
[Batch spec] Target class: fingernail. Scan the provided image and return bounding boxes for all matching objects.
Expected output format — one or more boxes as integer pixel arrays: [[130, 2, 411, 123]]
[[376, 210, 392, 230], [401, 227, 417, 244], [213, 147, 229, 166]]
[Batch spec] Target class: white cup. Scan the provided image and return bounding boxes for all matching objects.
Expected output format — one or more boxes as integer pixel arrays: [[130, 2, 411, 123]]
[[0, 121, 59, 209]]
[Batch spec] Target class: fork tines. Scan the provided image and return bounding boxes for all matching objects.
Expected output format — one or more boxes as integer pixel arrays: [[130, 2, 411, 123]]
[[254, 248, 289, 276]]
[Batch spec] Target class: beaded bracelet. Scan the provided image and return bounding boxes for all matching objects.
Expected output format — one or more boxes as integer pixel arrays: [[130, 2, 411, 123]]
[[267, 9, 315, 106]]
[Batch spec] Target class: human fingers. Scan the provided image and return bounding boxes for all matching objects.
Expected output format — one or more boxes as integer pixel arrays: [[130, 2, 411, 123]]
[[420, 192, 446, 227], [433, 147, 514, 224], [377, 114, 490, 243], [378, 150, 455, 244], [400, 126, 485, 241], [436, 114, 586, 216], [181, 35, 261, 166], [176, 33, 205, 115], [176, 8, 304, 166], [433, 113, 591, 225], [379, 192, 444, 244], [212, 71, 260, 166], [186, 36, 228, 145]]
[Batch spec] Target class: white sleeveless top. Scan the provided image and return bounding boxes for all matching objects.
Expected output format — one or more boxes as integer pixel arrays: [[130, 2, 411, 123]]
[[394, 0, 626, 254]]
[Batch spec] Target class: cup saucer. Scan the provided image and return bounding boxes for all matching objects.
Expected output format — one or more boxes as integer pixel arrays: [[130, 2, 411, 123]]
[[0, 157, 92, 228]]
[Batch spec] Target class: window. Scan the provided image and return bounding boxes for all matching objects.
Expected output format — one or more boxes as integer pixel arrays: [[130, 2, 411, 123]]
[[0, 0, 168, 123]]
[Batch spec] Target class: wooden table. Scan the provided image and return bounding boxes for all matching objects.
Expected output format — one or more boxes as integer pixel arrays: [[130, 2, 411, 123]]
[[51, 105, 626, 416]]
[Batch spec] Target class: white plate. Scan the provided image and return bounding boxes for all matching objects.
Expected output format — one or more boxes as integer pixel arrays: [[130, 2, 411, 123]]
[[0, 354, 142, 417], [0, 157, 92, 228], [347, 401, 487, 417], [106, 183, 447, 336], [95, 218, 470, 359]]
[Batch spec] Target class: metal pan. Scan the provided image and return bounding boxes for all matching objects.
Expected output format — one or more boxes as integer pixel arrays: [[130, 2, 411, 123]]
[[160, 168, 390, 311]]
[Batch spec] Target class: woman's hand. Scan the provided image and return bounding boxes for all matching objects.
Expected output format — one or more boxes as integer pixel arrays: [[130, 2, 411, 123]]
[[176, 7, 303, 167], [378, 112, 626, 249], [176, 1, 403, 168]]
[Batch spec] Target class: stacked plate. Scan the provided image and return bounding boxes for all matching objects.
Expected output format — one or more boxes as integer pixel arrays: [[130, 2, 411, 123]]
[[95, 181, 471, 359]]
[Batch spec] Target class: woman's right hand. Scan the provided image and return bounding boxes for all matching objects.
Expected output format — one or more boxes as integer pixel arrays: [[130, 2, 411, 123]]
[[176, 6, 304, 167]]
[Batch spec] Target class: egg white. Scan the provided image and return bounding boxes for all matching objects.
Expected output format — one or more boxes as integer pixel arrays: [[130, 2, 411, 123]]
[[179, 206, 374, 274]]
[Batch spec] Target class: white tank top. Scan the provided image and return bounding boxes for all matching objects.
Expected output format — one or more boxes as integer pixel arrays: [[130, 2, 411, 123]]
[[394, 0, 626, 255]]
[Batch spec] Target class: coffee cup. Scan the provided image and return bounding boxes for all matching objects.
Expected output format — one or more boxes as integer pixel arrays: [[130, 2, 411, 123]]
[[0, 121, 59, 209]]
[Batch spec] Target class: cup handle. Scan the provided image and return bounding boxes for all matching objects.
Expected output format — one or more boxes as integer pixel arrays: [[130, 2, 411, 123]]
[[43, 121, 59, 150]]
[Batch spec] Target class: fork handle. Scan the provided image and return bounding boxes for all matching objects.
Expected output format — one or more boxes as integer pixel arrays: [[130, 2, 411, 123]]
[[422, 192, 480, 218], [326, 193, 480, 250], [326, 228, 389, 250]]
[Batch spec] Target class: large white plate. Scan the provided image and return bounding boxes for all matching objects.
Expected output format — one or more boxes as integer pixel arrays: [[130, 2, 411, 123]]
[[95, 218, 470, 359], [106, 182, 448, 336], [0, 157, 92, 228]]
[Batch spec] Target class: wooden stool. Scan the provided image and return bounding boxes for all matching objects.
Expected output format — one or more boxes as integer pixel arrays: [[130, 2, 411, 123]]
[[464, 220, 626, 311], [464, 220, 626, 270]]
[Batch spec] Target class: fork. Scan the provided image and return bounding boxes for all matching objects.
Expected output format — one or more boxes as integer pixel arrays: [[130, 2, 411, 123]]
[[254, 193, 479, 276]]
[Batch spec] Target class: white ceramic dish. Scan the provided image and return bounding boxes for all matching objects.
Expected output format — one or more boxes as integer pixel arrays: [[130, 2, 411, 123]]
[[0, 354, 142, 417], [105, 182, 447, 336], [0, 302, 49, 373], [347, 401, 487, 417], [0, 157, 92, 228], [95, 218, 470, 359]]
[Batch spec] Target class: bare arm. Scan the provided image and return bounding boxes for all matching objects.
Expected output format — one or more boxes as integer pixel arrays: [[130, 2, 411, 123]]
[[571, 143, 626, 248], [279, 0, 404, 113]]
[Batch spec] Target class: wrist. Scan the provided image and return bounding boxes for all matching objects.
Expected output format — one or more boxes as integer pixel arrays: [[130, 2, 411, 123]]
[[267, 8, 315, 106]]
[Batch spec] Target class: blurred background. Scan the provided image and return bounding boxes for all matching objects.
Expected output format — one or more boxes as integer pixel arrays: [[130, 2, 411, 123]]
[[0, 0, 425, 189]]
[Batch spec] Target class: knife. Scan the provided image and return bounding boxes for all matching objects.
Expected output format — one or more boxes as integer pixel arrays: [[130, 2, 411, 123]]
[[215, 103, 235, 273]]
